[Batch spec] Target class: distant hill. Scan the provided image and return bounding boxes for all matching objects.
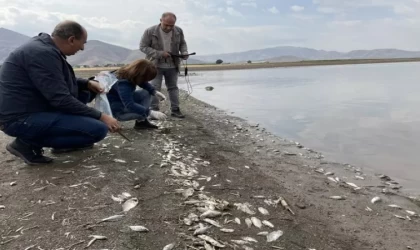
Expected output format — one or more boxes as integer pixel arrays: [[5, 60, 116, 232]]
[[0, 28, 31, 63], [2, 27, 420, 66], [195, 46, 420, 63]]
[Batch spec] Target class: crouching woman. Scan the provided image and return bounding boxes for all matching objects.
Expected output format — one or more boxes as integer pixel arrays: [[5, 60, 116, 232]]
[[107, 59, 167, 129]]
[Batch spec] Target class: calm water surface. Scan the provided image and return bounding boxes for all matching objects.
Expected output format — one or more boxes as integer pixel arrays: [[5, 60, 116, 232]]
[[179, 62, 420, 192]]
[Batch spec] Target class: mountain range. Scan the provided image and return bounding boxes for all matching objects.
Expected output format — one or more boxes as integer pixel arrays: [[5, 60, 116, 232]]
[[2, 27, 420, 66]]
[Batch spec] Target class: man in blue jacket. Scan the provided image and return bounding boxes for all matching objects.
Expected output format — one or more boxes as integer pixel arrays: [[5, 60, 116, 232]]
[[0, 20, 121, 165]]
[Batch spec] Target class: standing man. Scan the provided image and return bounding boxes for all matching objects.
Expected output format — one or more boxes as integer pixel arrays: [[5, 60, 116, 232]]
[[140, 12, 189, 118], [0, 20, 120, 165]]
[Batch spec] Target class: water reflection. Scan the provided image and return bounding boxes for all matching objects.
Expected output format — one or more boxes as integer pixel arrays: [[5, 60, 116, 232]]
[[179, 62, 420, 192]]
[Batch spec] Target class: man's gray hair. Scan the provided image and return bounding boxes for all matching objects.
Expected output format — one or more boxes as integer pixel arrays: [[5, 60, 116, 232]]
[[161, 12, 177, 20], [52, 20, 85, 40]]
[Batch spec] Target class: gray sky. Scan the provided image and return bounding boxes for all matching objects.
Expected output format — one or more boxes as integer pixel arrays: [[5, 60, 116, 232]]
[[1, 0, 420, 55]]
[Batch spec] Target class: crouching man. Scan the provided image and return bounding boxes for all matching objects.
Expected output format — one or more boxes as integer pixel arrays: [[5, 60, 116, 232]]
[[0, 20, 120, 165]]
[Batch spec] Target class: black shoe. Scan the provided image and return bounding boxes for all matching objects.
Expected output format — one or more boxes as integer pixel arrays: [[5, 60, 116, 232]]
[[134, 119, 159, 130], [51, 144, 94, 154], [6, 139, 53, 165], [171, 108, 185, 118]]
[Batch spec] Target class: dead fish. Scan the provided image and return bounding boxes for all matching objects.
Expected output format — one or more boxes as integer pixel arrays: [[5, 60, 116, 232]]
[[0, 205, 5, 209], [129, 226, 149, 232], [203, 218, 222, 228], [113, 159, 126, 163], [365, 207, 373, 212], [355, 176, 365, 180], [242, 237, 258, 243], [328, 177, 338, 183], [406, 210, 416, 216], [245, 218, 252, 228], [122, 198, 138, 212], [258, 207, 269, 215], [231, 240, 249, 245], [346, 182, 359, 189], [330, 196, 346, 200], [100, 214, 125, 223], [234, 203, 256, 215], [324, 172, 334, 176], [220, 228, 235, 233], [197, 235, 225, 248], [371, 197, 381, 204], [204, 243, 215, 250], [388, 204, 402, 209], [257, 231, 269, 236], [251, 217, 262, 228], [315, 168, 324, 174], [87, 235, 107, 247], [394, 215, 406, 220], [200, 210, 222, 219], [235, 218, 241, 225], [10, 181, 17, 186], [267, 230, 284, 242], [183, 188, 194, 198], [163, 243, 175, 250], [194, 225, 211, 236], [262, 220, 274, 228]]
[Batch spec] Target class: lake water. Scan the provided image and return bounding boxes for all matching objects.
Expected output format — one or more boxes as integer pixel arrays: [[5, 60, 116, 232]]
[[179, 62, 420, 192]]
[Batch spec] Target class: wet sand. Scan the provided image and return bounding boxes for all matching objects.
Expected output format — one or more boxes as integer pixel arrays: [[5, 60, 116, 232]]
[[0, 91, 419, 249]]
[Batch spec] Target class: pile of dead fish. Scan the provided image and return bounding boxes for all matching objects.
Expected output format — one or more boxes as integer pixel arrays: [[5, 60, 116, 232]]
[[160, 138, 286, 249]]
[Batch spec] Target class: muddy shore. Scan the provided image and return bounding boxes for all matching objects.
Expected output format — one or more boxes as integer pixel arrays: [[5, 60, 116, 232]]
[[0, 91, 419, 250]]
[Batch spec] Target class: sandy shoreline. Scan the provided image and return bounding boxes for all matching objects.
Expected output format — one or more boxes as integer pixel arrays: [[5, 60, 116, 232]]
[[0, 90, 419, 249], [73, 58, 420, 78]]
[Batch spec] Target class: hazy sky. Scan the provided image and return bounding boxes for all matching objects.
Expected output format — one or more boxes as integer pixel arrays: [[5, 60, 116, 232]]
[[1, 0, 420, 55]]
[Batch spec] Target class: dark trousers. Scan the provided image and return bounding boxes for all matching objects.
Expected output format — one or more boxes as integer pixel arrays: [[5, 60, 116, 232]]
[[1, 90, 107, 149]]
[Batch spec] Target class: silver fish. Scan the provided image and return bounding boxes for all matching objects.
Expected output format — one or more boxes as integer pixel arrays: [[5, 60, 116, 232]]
[[406, 210, 416, 216], [231, 240, 249, 245], [245, 218, 252, 228], [122, 198, 138, 212], [87, 235, 107, 247], [129, 226, 149, 232], [204, 243, 215, 250], [163, 243, 175, 250], [371, 197, 381, 204], [330, 196, 346, 200], [267, 230, 283, 242], [200, 210, 222, 219], [242, 237, 258, 243], [328, 177, 338, 183], [257, 231, 269, 236], [251, 217, 262, 228], [262, 220, 274, 228], [197, 235, 226, 248], [100, 214, 125, 223], [203, 218, 222, 228], [220, 228, 235, 233], [388, 204, 402, 209], [234, 203, 256, 215], [258, 207, 269, 215], [194, 225, 211, 236]]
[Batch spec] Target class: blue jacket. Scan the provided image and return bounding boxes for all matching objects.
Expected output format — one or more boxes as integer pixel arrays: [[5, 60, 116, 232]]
[[0, 33, 101, 124], [107, 79, 156, 118]]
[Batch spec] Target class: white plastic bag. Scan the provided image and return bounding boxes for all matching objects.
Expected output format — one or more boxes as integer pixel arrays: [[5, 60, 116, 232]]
[[93, 71, 118, 117]]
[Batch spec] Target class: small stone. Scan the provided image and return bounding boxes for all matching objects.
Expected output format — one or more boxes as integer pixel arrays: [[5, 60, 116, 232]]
[[296, 203, 307, 209]]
